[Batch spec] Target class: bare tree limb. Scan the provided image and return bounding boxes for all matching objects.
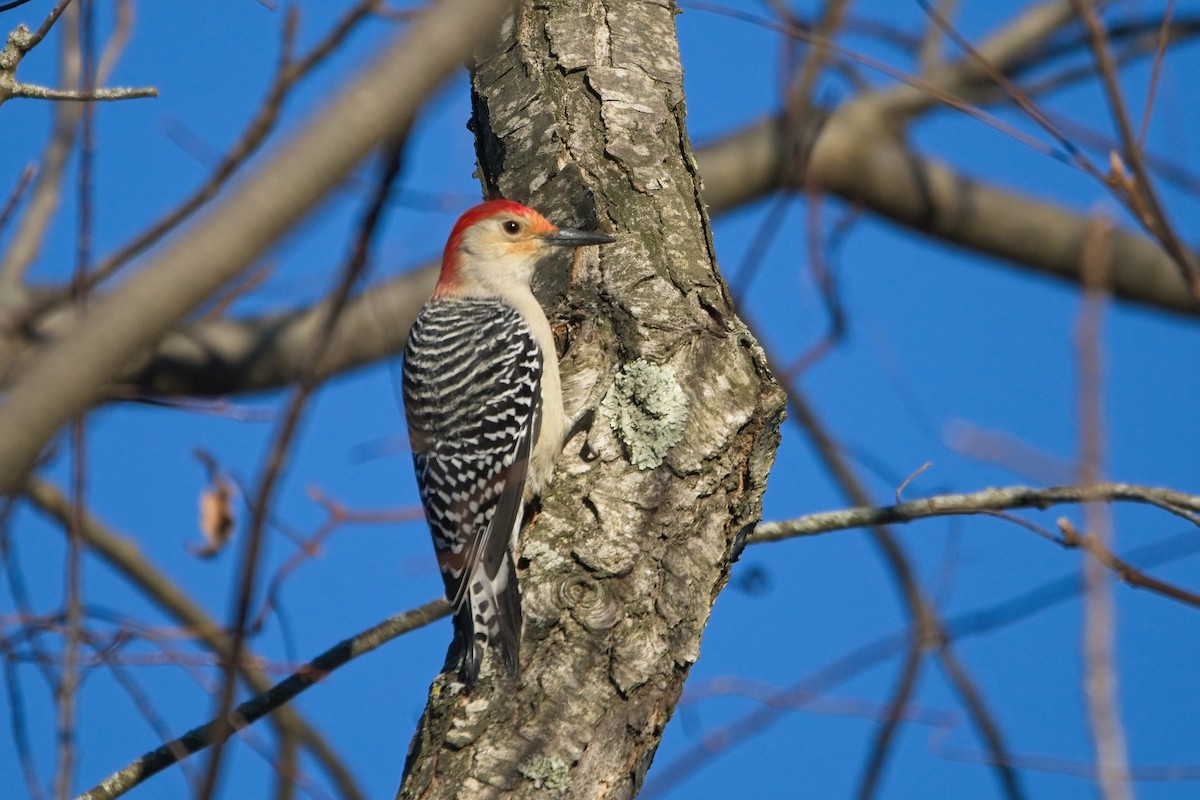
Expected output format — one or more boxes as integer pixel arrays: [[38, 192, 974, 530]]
[[72, 0, 388, 296], [0, 4, 83, 288], [771, 365, 1023, 799], [855, 641, 925, 800], [0, 10, 153, 109], [935, 645, 1022, 797], [754, 481, 1200, 609], [128, 261, 436, 397], [643, 531, 1200, 797], [2, 83, 154, 101], [884, 0, 1078, 120], [8, 2, 1200, 419], [753, 483, 1200, 542], [755, 114, 1196, 314], [122, 105, 1195, 401], [0, 0, 519, 493], [199, 137, 406, 798], [1073, 206, 1133, 800], [1071, 0, 1200, 299], [75, 598, 449, 800], [22, 476, 368, 800]]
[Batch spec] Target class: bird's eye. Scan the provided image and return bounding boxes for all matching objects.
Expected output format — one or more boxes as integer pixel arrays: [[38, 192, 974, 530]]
[[502, 220, 521, 235]]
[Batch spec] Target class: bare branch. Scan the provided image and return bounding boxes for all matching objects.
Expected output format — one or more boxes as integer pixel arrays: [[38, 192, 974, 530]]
[[646, 531, 1200, 797], [1136, 1, 1175, 147], [3, 655, 47, 800], [0, 162, 35, 236], [1073, 210, 1133, 799], [0, 8, 153, 108], [199, 140, 406, 797], [753, 483, 1200, 543], [754, 479, 1200, 611], [3, 83, 154, 101], [23, 81, 1200, 403], [0, 6, 83, 287], [129, 262, 436, 396], [878, 0, 1078, 121], [75, 599, 449, 800], [855, 642, 924, 800], [22, 476, 367, 800], [73, 0, 387, 296], [0, 0, 519, 493], [917, 0, 958, 71], [1072, 0, 1200, 301], [701, 116, 1199, 315], [936, 645, 1023, 799]]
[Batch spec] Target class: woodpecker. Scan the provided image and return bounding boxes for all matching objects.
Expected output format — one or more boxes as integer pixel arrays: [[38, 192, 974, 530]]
[[402, 199, 615, 689]]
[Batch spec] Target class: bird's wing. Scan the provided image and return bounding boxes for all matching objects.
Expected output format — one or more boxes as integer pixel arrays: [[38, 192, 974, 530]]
[[402, 298, 543, 610]]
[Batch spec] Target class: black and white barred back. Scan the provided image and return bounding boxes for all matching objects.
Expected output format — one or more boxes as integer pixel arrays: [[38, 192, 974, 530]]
[[402, 297, 543, 688]]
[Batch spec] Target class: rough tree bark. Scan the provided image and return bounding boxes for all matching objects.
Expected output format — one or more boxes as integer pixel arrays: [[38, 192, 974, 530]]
[[396, 2, 786, 798]]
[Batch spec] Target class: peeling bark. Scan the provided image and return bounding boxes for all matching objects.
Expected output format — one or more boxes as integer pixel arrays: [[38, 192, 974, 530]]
[[396, 2, 785, 798]]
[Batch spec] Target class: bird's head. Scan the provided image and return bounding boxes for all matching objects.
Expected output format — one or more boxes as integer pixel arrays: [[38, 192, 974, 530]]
[[436, 200, 615, 297]]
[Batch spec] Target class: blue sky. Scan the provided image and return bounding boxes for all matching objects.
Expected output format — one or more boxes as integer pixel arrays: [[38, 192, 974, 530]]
[[2, 1, 1200, 798]]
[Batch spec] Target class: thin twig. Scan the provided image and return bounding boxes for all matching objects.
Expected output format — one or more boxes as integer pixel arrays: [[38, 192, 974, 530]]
[[4, 83, 155, 101], [759, 332, 1022, 799], [1, 501, 56, 686], [1071, 0, 1200, 299], [0, 162, 35, 236], [1042, 109, 1200, 197], [55, 2, 95, 793], [936, 644, 1023, 798], [791, 173, 847, 377], [100, 655, 200, 794], [779, 0, 850, 127], [687, 1, 1073, 162], [728, 191, 792, 303], [0, 1, 83, 287], [1075, 215, 1132, 800], [756, 480, 1200, 610], [1135, 0, 1174, 147], [913, 0, 1103, 181], [253, 490, 423, 633], [1061, 520, 1200, 608], [271, 731, 300, 800], [3, 654, 47, 800], [75, 599, 450, 800], [643, 531, 1200, 798], [63, 0, 385, 299], [918, 0, 958, 72], [198, 142, 406, 797], [1008, 13, 1200, 77], [22, 476, 367, 800], [855, 640, 925, 800], [26, 0, 73, 50], [0, 5, 153, 107], [93, 0, 130, 85], [753, 482, 1200, 543]]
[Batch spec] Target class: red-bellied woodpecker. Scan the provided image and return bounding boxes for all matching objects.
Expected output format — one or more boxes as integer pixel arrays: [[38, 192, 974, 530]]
[[403, 199, 615, 689]]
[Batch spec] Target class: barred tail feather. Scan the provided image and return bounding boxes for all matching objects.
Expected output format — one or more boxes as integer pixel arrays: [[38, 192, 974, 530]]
[[493, 549, 522, 676], [453, 549, 522, 689]]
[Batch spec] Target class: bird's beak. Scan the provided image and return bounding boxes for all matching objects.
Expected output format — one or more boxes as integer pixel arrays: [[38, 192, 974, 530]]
[[540, 228, 617, 247]]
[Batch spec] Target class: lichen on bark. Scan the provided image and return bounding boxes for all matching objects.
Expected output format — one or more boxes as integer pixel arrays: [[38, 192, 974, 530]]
[[600, 358, 688, 470], [398, 3, 785, 798]]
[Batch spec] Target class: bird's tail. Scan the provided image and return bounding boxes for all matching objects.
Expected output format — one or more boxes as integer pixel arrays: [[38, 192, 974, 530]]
[[454, 548, 522, 690]]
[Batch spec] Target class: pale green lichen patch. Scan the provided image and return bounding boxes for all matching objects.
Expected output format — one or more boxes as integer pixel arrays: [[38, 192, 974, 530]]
[[601, 359, 688, 469], [519, 754, 571, 791]]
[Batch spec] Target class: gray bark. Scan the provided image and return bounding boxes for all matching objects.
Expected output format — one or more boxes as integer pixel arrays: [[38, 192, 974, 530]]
[[396, 2, 785, 797]]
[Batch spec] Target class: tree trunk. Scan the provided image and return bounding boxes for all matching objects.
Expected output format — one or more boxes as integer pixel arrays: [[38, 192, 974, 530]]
[[397, 2, 785, 797]]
